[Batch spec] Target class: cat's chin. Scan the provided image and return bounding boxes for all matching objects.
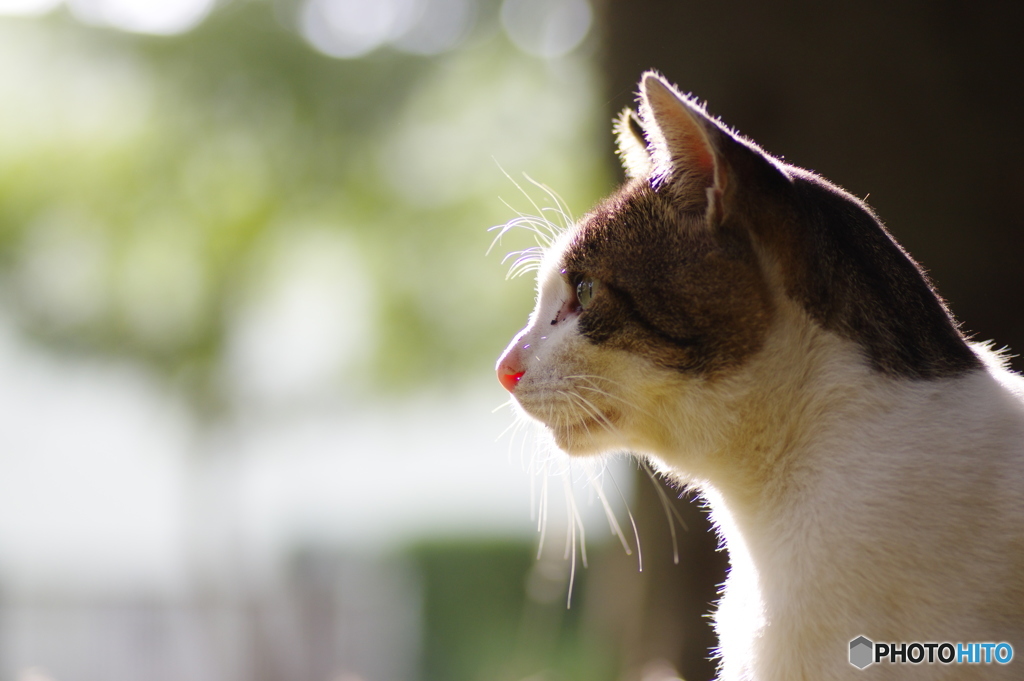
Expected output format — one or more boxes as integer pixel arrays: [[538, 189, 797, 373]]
[[513, 393, 624, 456], [545, 419, 620, 458]]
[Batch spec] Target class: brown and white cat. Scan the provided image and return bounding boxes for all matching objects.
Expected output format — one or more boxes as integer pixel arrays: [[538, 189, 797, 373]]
[[496, 72, 1024, 680]]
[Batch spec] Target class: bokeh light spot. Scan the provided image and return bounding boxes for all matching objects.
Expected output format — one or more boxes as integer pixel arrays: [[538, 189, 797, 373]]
[[0, 0, 60, 16], [302, 0, 406, 59], [390, 0, 475, 56], [501, 0, 592, 59], [68, 0, 216, 35], [302, 0, 475, 58]]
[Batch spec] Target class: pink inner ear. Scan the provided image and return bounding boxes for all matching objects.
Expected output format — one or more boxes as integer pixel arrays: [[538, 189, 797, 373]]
[[640, 77, 719, 197], [692, 142, 715, 178]]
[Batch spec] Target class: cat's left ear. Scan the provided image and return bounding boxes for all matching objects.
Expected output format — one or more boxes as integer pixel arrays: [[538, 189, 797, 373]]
[[613, 108, 653, 179], [638, 72, 735, 225]]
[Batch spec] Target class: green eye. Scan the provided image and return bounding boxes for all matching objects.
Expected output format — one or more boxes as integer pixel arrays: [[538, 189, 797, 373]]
[[576, 277, 596, 309]]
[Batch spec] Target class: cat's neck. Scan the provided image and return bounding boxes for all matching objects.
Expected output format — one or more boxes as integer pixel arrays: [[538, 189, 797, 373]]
[[646, 296, 1022, 563], [647, 303, 1024, 678], [648, 301, 882, 502]]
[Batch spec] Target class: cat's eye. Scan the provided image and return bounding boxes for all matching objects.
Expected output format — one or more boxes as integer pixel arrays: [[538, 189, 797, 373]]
[[576, 277, 596, 309]]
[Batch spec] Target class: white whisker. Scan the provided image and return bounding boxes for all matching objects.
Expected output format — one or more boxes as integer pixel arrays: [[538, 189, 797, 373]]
[[517, 420, 531, 469], [536, 463, 549, 558], [567, 465, 588, 569], [491, 398, 517, 414], [562, 472, 584, 608], [523, 173, 575, 233], [487, 165, 574, 286], [642, 460, 689, 564], [564, 373, 634, 393], [588, 474, 633, 556], [494, 417, 519, 442], [508, 172, 565, 242], [558, 390, 616, 436], [566, 390, 619, 433], [609, 469, 643, 573]]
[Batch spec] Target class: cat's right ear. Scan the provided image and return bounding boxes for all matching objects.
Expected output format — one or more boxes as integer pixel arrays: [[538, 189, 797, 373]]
[[637, 72, 734, 225], [634, 72, 788, 229], [613, 108, 653, 179]]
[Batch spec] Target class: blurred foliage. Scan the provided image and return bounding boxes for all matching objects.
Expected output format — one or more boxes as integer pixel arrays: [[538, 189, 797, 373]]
[[411, 539, 616, 681], [0, 0, 612, 413], [0, 4, 617, 678]]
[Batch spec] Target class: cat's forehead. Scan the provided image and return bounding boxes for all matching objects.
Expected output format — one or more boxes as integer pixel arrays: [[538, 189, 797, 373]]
[[544, 179, 772, 377], [560, 180, 708, 277]]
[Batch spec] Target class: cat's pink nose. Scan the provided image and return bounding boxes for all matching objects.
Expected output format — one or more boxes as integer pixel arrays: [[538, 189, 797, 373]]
[[496, 347, 525, 393], [498, 369, 525, 392]]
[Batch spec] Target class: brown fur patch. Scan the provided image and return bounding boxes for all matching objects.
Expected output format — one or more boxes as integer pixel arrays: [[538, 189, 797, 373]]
[[771, 167, 981, 378], [699, 130, 981, 378], [560, 179, 775, 377], [599, 81, 981, 380], [558, 148, 980, 380], [570, 73, 980, 381]]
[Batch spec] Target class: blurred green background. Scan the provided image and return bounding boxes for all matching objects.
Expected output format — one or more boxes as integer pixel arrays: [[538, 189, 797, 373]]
[[0, 0, 610, 399], [0, 2, 1021, 681], [0, 2, 620, 680]]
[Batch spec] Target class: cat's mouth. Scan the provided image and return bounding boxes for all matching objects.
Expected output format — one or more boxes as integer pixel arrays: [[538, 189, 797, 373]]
[[510, 381, 625, 453], [536, 403, 623, 454]]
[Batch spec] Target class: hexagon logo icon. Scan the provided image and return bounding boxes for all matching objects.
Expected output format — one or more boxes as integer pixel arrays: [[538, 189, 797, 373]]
[[849, 636, 874, 669]]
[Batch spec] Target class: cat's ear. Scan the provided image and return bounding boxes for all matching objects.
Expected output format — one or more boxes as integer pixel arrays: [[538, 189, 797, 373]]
[[638, 72, 731, 224], [613, 108, 653, 179]]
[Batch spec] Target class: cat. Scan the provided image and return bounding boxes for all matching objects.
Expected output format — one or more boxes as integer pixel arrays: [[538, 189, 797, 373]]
[[495, 71, 1024, 680]]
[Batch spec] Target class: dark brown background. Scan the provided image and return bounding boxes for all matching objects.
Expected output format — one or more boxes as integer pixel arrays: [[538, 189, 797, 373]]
[[592, 2, 1024, 679]]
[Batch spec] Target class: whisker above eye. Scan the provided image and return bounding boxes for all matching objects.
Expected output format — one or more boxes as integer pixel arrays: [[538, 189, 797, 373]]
[[500, 245, 544, 265], [522, 172, 576, 233], [503, 247, 545, 279], [487, 215, 556, 252]]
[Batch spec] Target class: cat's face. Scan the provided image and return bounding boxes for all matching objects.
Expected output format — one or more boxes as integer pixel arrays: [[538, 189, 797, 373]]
[[496, 182, 775, 456], [496, 72, 977, 461], [496, 74, 780, 458]]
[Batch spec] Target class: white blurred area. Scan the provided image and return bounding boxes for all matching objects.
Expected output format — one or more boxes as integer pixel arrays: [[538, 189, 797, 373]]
[[0, 0, 215, 34], [0, 0, 595, 60], [301, 0, 595, 59], [0, 308, 542, 592], [67, 0, 215, 34], [0, 217, 625, 678], [301, 0, 477, 58], [500, 0, 592, 59], [0, 301, 628, 679]]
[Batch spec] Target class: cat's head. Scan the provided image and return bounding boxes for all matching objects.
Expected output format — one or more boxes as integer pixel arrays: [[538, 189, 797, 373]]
[[496, 72, 976, 461]]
